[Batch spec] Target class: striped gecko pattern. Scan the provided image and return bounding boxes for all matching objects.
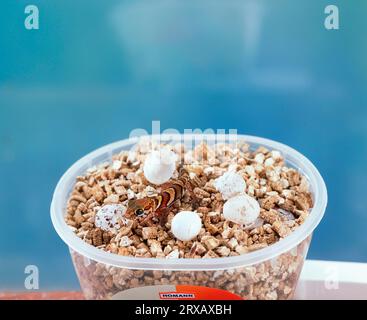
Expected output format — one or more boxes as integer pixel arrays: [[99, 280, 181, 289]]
[[126, 167, 198, 226]]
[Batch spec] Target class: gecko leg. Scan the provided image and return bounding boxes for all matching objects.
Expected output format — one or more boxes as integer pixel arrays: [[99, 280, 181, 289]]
[[140, 212, 156, 226]]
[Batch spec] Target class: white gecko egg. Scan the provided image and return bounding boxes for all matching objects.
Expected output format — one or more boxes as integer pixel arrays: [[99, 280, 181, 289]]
[[143, 148, 178, 185], [223, 194, 260, 225], [171, 211, 202, 241], [95, 204, 126, 232], [214, 170, 247, 200]]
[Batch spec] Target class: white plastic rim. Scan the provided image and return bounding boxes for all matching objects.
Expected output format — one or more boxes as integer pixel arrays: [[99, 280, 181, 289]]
[[51, 134, 327, 271]]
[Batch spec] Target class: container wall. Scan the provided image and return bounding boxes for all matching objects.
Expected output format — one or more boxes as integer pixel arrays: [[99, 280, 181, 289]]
[[70, 235, 311, 300]]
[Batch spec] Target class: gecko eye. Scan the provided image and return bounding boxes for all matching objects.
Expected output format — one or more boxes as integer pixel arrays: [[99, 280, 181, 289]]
[[135, 208, 145, 217]]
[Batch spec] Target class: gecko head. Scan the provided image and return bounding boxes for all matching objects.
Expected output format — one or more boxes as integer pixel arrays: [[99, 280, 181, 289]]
[[126, 198, 153, 218]]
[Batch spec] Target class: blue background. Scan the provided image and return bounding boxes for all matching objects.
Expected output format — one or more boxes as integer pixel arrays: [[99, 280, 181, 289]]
[[0, 0, 366, 290]]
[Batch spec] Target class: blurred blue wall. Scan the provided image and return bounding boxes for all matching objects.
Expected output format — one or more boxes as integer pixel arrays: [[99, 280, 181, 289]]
[[1, 0, 366, 289]]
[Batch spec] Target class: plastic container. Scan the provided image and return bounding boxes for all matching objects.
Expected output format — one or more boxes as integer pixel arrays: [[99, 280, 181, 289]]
[[51, 134, 327, 300]]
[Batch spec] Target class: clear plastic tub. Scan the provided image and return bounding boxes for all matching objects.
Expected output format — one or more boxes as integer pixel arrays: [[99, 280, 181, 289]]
[[51, 134, 327, 300]]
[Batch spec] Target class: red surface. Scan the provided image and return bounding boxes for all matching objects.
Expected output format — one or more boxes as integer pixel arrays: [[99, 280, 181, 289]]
[[0, 292, 84, 300]]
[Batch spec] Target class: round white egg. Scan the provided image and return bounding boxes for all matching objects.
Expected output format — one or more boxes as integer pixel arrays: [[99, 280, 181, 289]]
[[143, 148, 177, 185], [223, 194, 260, 225], [171, 211, 202, 241], [214, 170, 247, 200]]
